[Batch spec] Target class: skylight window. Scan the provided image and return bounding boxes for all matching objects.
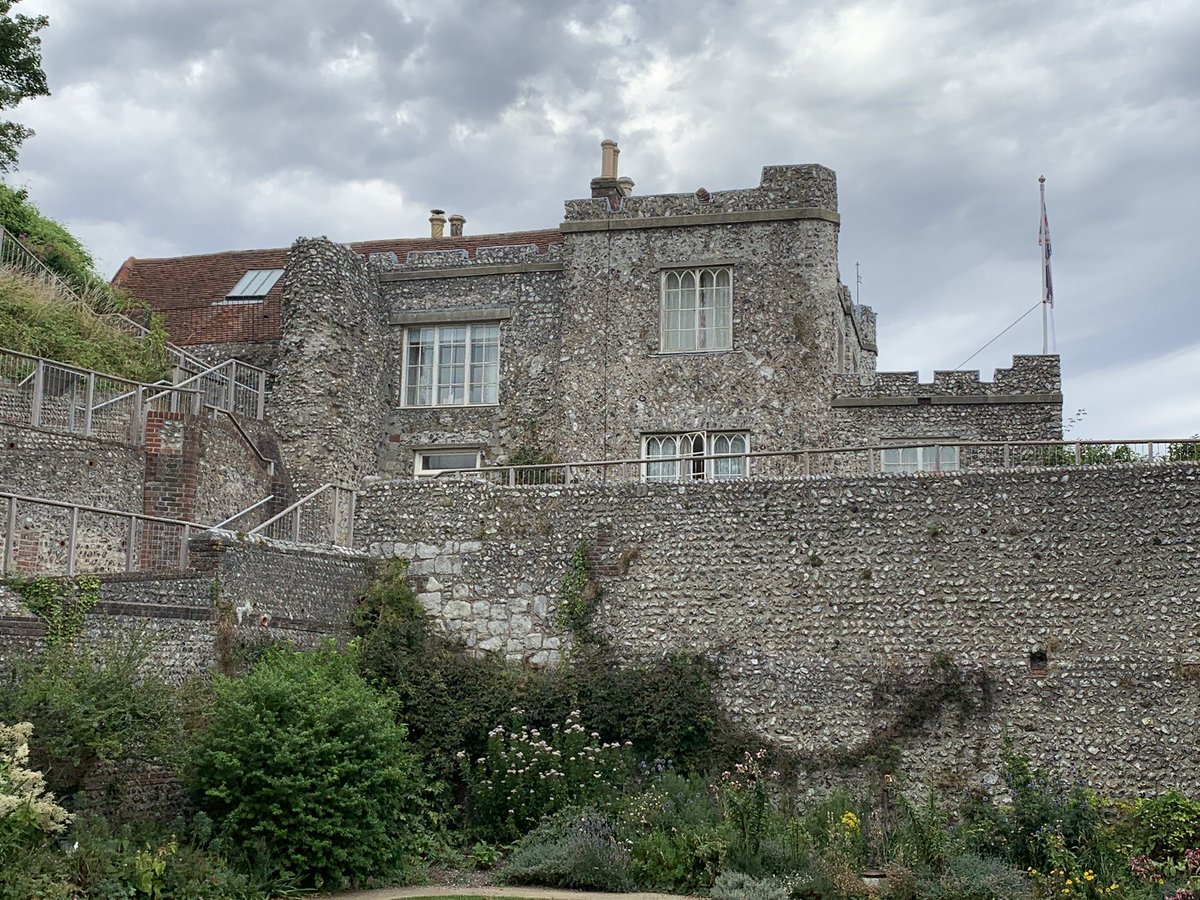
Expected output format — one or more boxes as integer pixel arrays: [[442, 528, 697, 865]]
[[225, 269, 284, 301]]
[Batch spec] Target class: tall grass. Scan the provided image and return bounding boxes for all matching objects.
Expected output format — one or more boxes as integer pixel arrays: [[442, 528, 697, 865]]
[[0, 265, 170, 382]]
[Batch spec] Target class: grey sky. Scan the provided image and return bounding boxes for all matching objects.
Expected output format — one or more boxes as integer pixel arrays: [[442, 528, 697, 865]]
[[9, 0, 1199, 438]]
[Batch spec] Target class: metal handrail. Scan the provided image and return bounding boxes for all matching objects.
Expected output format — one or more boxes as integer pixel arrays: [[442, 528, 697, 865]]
[[1, 491, 210, 577], [247, 483, 356, 547], [143, 358, 267, 420], [214, 495, 275, 530], [0, 227, 270, 402], [1, 347, 206, 444], [0, 225, 208, 372], [429, 437, 1200, 485], [217, 410, 275, 473]]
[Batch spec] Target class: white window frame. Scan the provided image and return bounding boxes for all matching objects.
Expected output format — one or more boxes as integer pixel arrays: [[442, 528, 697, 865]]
[[641, 431, 750, 483], [413, 448, 481, 479], [880, 442, 959, 474], [402, 322, 501, 408], [660, 266, 733, 353]]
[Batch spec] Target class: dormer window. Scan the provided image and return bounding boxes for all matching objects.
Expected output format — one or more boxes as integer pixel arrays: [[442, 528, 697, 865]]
[[220, 269, 284, 305]]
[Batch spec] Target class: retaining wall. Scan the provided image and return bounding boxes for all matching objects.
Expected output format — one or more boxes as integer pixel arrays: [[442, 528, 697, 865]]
[[356, 463, 1200, 794]]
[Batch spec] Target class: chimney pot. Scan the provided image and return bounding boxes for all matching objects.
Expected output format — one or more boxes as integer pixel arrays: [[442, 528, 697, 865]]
[[600, 139, 619, 179], [429, 209, 447, 239], [449, 214, 466, 237]]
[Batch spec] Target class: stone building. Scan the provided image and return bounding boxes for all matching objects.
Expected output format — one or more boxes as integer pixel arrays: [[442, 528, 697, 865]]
[[115, 142, 1061, 487]]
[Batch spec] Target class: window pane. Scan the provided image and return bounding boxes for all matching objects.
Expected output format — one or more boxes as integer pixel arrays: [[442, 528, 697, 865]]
[[421, 451, 478, 471], [468, 323, 500, 404], [710, 432, 748, 479], [645, 436, 679, 483], [405, 327, 435, 406], [436, 326, 467, 405], [662, 267, 732, 353]]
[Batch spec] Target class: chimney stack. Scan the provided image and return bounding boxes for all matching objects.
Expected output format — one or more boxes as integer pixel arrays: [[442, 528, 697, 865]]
[[449, 214, 465, 237], [590, 138, 634, 210], [429, 209, 447, 239]]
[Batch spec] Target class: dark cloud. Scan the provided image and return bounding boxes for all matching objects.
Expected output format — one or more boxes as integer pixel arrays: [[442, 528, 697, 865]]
[[9, 0, 1199, 438]]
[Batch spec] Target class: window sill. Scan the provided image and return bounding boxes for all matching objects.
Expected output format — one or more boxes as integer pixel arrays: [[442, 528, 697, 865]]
[[652, 348, 737, 357], [399, 402, 501, 410]]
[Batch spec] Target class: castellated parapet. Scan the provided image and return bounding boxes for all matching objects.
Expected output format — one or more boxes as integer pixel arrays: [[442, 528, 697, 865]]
[[831, 355, 1063, 449], [563, 164, 840, 221]]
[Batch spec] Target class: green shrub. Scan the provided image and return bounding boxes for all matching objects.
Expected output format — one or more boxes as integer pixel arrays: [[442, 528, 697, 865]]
[[188, 645, 423, 889], [915, 852, 1032, 900], [1131, 790, 1200, 861], [501, 806, 634, 891], [358, 560, 746, 799], [0, 267, 170, 381], [0, 721, 73, 894], [462, 709, 631, 842], [0, 184, 96, 288], [1167, 439, 1200, 462], [962, 749, 1104, 873], [711, 870, 790, 900], [0, 634, 184, 801], [358, 562, 520, 788]]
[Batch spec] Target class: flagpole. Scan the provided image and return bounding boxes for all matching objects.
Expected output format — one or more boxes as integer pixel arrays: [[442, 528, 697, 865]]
[[1038, 175, 1050, 354]]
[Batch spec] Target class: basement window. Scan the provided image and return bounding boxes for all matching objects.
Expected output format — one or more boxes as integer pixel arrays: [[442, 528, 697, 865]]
[[414, 448, 481, 479], [219, 269, 284, 305]]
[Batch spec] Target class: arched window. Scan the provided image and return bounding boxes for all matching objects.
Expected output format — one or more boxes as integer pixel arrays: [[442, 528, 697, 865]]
[[642, 431, 750, 482], [661, 267, 732, 352]]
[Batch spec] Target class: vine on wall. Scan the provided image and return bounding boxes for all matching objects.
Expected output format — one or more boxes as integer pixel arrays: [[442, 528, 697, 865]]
[[558, 541, 602, 644], [5, 575, 100, 649]]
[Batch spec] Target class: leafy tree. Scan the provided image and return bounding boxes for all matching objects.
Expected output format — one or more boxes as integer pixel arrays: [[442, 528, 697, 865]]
[[0, 0, 49, 173], [0, 183, 95, 286]]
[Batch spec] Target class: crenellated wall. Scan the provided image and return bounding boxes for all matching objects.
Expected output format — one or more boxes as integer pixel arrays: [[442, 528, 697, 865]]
[[831, 355, 1063, 449]]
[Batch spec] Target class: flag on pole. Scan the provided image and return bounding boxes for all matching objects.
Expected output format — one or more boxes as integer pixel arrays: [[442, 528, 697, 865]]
[[1038, 177, 1053, 307]]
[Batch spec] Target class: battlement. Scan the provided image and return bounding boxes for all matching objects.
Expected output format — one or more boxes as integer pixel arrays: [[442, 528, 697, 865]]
[[833, 355, 1061, 402], [562, 163, 839, 222]]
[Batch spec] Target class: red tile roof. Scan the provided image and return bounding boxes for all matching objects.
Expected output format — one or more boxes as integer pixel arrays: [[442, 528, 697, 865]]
[[113, 228, 564, 346]]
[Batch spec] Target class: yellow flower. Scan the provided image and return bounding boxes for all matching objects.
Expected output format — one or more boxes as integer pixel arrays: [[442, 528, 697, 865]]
[[1083, 871, 1095, 881]]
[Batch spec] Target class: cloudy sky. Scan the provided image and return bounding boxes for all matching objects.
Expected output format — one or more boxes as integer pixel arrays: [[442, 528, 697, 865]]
[[8, 0, 1199, 438]]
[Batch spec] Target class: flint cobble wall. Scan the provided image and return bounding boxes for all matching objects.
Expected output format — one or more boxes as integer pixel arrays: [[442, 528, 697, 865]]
[[268, 238, 389, 491], [0, 423, 144, 510], [559, 166, 849, 462], [378, 245, 565, 476], [0, 535, 369, 680], [356, 463, 1200, 794]]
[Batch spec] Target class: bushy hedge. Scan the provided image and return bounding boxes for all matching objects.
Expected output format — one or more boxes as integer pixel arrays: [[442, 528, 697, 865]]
[[188, 645, 423, 889]]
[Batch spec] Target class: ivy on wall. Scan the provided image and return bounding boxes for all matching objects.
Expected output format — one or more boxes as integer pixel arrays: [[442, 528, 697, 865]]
[[5, 574, 100, 649]]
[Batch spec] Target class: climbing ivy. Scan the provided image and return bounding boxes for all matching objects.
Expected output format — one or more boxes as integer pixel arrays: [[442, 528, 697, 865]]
[[5, 574, 100, 649], [557, 541, 600, 643]]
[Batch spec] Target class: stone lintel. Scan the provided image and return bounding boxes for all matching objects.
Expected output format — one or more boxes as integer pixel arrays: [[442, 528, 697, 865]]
[[380, 261, 564, 282], [390, 306, 514, 327], [831, 392, 1064, 408], [559, 206, 841, 233]]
